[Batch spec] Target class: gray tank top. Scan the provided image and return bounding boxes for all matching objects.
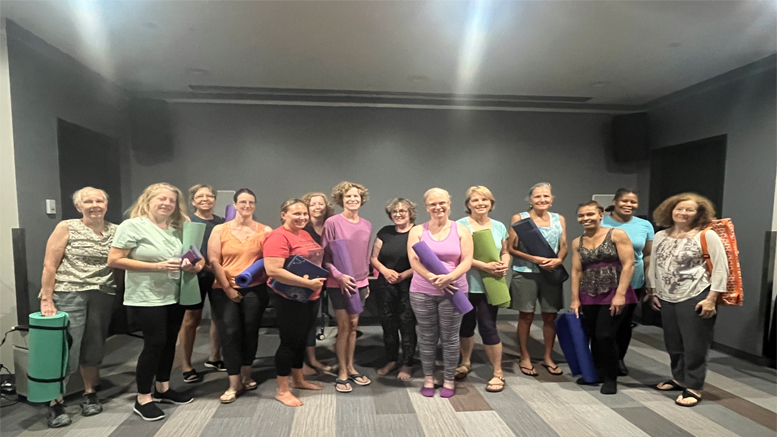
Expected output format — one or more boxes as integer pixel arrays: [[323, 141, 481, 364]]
[[54, 219, 117, 293]]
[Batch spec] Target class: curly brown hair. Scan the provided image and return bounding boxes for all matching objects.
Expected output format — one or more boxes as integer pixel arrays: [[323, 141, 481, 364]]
[[331, 181, 369, 207], [652, 192, 716, 229]]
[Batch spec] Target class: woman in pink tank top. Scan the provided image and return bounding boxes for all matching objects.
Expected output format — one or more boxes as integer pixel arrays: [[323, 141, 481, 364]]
[[407, 188, 473, 398]]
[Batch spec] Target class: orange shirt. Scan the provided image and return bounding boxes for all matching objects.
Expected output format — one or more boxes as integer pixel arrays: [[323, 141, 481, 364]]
[[214, 222, 267, 289]]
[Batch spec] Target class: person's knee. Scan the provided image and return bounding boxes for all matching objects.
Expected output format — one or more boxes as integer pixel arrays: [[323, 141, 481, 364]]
[[541, 312, 557, 324], [182, 311, 202, 328], [518, 312, 535, 322]]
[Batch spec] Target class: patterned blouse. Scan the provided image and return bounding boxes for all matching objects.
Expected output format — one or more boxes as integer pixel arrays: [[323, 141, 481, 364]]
[[578, 229, 636, 305], [54, 219, 117, 293]]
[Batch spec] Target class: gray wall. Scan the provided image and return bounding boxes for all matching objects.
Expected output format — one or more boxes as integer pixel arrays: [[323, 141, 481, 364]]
[[6, 20, 130, 309], [646, 65, 777, 356]]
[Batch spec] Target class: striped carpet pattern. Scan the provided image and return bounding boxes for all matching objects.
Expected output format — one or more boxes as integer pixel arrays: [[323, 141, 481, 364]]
[[2, 320, 775, 437]]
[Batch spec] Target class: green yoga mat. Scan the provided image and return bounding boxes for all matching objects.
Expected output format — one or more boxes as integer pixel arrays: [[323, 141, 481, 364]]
[[472, 229, 511, 308], [179, 222, 206, 306], [27, 312, 69, 403]]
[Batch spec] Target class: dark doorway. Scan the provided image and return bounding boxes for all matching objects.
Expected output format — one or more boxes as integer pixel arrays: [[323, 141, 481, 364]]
[[57, 119, 122, 224], [649, 135, 727, 219]]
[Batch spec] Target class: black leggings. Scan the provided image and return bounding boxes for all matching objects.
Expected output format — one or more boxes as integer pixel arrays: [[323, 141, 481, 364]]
[[459, 293, 500, 345], [130, 304, 186, 394], [375, 277, 417, 367], [582, 304, 626, 382], [274, 294, 318, 376], [616, 287, 644, 360], [210, 284, 270, 375]]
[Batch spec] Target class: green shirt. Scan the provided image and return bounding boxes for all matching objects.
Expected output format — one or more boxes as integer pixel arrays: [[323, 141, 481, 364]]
[[112, 217, 183, 307]]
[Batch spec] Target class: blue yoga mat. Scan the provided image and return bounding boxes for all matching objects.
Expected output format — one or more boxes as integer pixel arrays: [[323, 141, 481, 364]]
[[556, 312, 598, 383], [269, 255, 329, 302], [235, 259, 265, 288], [511, 218, 569, 285]]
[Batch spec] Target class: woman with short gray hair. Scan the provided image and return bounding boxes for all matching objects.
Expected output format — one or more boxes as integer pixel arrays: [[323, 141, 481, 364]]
[[39, 187, 118, 428]]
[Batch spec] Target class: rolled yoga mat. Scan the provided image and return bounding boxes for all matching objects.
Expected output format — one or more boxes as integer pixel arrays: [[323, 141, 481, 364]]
[[471, 229, 511, 308], [179, 222, 207, 306], [236, 259, 266, 288], [225, 204, 236, 222], [329, 239, 364, 315], [556, 312, 598, 383], [412, 241, 474, 314], [27, 312, 70, 403], [511, 218, 569, 285]]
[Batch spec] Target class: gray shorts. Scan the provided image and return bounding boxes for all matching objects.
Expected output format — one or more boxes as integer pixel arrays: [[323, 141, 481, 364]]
[[52, 290, 115, 375], [327, 286, 369, 311], [509, 272, 563, 313]]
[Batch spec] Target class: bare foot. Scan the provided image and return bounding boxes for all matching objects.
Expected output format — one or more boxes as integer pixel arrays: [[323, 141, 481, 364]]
[[310, 360, 332, 373], [397, 366, 413, 380], [377, 361, 397, 376], [302, 363, 318, 377], [276, 391, 303, 407], [293, 380, 323, 391]]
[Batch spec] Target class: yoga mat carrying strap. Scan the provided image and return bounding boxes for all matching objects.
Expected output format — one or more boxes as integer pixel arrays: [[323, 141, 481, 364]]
[[27, 312, 71, 403]]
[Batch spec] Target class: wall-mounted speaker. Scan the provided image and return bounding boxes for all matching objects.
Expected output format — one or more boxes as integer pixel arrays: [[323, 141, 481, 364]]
[[129, 98, 173, 162], [611, 112, 649, 163]]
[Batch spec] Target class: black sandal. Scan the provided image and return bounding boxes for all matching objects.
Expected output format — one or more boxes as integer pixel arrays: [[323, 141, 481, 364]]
[[182, 369, 201, 383], [520, 366, 538, 377], [541, 363, 563, 376], [335, 379, 353, 393], [654, 380, 684, 392], [675, 389, 702, 407]]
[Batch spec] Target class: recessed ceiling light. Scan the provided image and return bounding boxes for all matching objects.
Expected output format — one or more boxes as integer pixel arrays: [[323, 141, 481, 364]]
[[592, 81, 610, 88], [408, 75, 430, 84], [668, 42, 682, 48], [142, 22, 158, 30], [187, 68, 210, 76]]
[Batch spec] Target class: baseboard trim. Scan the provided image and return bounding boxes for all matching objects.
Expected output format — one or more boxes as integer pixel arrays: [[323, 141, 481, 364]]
[[712, 341, 776, 368]]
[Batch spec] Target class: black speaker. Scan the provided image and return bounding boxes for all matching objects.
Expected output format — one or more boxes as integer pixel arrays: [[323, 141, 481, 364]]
[[129, 98, 173, 161], [611, 112, 649, 163]]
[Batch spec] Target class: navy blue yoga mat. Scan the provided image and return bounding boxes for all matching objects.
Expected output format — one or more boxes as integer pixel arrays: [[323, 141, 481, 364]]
[[511, 218, 569, 285], [269, 255, 328, 302], [556, 312, 598, 383]]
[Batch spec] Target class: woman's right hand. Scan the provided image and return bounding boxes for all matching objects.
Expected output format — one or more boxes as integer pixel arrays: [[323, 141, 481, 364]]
[[382, 268, 400, 284], [40, 298, 57, 317], [225, 287, 242, 303], [338, 274, 357, 295], [308, 278, 327, 294], [570, 298, 581, 318], [158, 259, 182, 272]]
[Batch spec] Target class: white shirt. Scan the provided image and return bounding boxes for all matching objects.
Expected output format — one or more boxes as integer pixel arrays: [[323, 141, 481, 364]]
[[646, 229, 728, 303]]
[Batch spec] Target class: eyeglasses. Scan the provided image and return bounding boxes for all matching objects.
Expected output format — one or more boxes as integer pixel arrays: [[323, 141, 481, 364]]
[[391, 210, 408, 215], [194, 194, 215, 200]]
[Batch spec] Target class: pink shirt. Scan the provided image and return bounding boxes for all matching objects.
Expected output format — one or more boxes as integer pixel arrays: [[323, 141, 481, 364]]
[[322, 214, 372, 289], [410, 221, 469, 296]]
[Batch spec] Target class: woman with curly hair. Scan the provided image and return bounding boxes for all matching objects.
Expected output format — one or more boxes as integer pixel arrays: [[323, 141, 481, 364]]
[[322, 181, 372, 393], [109, 183, 203, 421], [647, 193, 728, 407]]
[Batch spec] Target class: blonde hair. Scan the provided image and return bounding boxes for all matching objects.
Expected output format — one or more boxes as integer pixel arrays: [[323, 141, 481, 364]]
[[301, 192, 334, 220], [331, 181, 369, 207], [424, 187, 451, 204], [464, 185, 495, 214], [128, 183, 189, 229], [72, 187, 108, 210], [653, 192, 716, 230], [188, 184, 216, 207]]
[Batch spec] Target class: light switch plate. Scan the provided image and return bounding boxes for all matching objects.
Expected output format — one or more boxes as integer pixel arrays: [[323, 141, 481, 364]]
[[46, 199, 56, 214]]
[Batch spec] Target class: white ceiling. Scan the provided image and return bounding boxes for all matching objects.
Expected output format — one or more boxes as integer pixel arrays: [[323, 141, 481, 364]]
[[1, 0, 775, 105]]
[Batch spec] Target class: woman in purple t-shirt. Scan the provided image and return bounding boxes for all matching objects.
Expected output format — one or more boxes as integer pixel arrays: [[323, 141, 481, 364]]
[[407, 188, 473, 398], [322, 181, 372, 393]]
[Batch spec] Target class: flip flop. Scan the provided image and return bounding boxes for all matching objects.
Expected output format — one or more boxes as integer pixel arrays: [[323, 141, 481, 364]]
[[520, 365, 538, 377], [204, 360, 227, 372], [348, 373, 371, 386], [242, 381, 258, 391], [335, 379, 353, 393], [454, 364, 472, 380], [541, 363, 563, 376], [182, 369, 201, 383], [655, 380, 684, 392], [485, 376, 505, 393], [675, 389, 702, 407], [220, 388, 244, 404]]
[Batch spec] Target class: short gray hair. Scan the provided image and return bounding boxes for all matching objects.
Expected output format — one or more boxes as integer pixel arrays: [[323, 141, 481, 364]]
[[385, 198, 418, 223], [72, 187, 108, 209], [526, 182, 552, 201]]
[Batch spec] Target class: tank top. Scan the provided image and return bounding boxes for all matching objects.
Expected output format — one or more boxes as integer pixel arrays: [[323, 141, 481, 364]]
[[512, 211, 563, 273], [54, 219, 117, 293], [578, 229, 636, 305], [215, 222, 267, 289], [410, 221, 469, 296]]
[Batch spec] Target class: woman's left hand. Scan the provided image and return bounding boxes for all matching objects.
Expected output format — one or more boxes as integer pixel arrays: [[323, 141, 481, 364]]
[[431, 274, 456, 294], [695, 298, 717, 319], [539, 258, 562, 271], [181, 258, 200, 273], [609, 294, 626, 316]]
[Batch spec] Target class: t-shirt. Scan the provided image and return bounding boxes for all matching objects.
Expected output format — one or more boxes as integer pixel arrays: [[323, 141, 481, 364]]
[[601, 215, 654, 289], [376, 225, 411, 275], [112, 217, 183, 307], [263, 226, 325, 300], [456, 217, 508, 294], [303, 222, 323, 246], [322, 214, 372, 289], [190, 214, 225, 263]]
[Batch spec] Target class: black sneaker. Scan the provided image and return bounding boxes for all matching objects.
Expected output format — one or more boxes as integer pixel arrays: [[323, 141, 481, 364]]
[[47, 401, 72, 428], [80, 392, 103, 416], [133, 400, 165, 421], [153, 388, 193, 404], [204, 360, 227, 372], [618, 360, 629, 377]]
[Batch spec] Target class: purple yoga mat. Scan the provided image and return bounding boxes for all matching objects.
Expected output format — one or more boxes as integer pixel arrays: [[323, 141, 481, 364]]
[[411, 241, 473, 314], [225, 204, 236, 222], [329, 239, 364, 315]]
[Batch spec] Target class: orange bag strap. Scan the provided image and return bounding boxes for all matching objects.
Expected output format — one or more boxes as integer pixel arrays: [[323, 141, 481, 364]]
[[700, 228, 713, 273]]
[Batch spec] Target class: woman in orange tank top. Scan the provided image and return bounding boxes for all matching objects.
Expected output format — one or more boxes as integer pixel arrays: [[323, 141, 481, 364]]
[[208, 188, 274, 404]]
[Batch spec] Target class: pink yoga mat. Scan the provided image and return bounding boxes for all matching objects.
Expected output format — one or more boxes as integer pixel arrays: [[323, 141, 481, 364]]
[[329, 239, 364, 315]]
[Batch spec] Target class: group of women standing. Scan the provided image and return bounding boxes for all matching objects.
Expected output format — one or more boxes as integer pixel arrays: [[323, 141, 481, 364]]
[[38, 180, 729, 427]]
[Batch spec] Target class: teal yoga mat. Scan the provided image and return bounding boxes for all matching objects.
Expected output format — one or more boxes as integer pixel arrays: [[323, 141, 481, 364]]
[[471, 229, 511, 308], [179, 222, 207, 306], [27, 312, 69, 403]]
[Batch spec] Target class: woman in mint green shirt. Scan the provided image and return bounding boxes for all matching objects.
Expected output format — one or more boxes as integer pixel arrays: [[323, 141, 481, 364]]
[[454, 186, 509, 393], [109, 183, 203, 422]]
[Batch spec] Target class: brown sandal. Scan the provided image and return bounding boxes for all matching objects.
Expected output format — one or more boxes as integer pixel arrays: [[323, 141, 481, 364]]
[[486, 376, 505, 393], [454, 364, 473, 380], [220, 388, 244, 404]]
